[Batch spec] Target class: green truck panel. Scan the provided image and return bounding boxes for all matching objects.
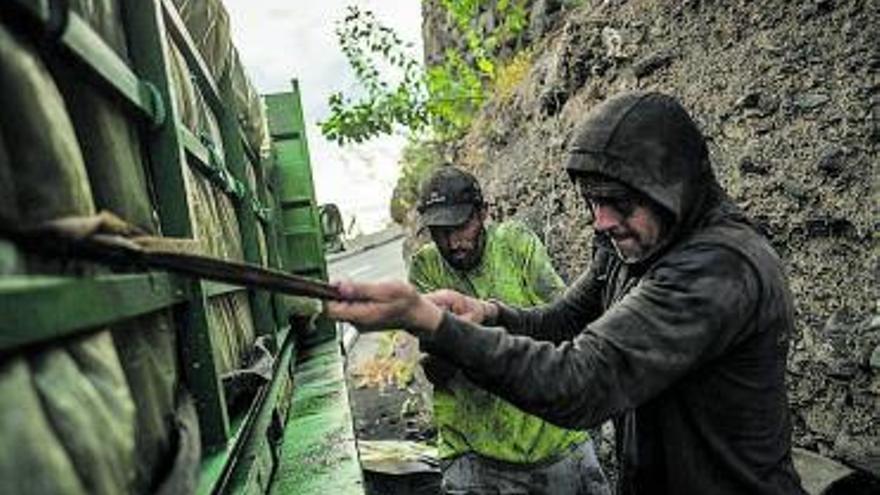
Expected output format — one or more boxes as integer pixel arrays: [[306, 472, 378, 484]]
[[0, 1, 362, 493]]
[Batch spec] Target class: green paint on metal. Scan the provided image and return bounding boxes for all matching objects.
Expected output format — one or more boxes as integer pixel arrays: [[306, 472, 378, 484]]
[[197, 449, 230, 495], [239, 131, 261, 170], [61, 14, 164, 127], [2, 1, 164, 126], [3, 2, 357, 492], [179, 124, 216, 170], [195, 324, 297, 495], [165, 0, 277, 337], [202, 281, 246, 299], [250, 165, 287, 328], [179, 124, 249, 203], [269, 339, 365, 495], [222, 326, 298, 493], [0, 273, 187, 352], [218, 78, 276, 339], [265, 83, 330, 330], [121, 0, 230, 449], [195, 412, 251, 495]]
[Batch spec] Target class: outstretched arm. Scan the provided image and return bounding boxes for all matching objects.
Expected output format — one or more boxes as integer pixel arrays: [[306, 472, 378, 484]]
[[328, 245, 760, 430], [328, 280, 444, 335]]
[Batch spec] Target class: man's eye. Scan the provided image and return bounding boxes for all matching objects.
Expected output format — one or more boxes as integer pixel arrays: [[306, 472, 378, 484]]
[[586, 197, 637, 218], [608, 198, 636, 216]]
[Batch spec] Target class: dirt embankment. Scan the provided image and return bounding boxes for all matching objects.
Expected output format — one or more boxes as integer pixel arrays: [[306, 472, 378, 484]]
[[430, 0, 878, 475]]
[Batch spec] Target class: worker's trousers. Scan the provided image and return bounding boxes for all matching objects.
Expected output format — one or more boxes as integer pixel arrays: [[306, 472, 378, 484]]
[[440, 439, 611, 495]]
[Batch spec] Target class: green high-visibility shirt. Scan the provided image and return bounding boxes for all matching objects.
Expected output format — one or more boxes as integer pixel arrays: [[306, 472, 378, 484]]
[[409, 221, 588, 463]]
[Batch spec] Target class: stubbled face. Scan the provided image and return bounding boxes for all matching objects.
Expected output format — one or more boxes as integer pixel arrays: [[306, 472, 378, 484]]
[[575, 179, 666, 263], [430, 208, 487, 271]]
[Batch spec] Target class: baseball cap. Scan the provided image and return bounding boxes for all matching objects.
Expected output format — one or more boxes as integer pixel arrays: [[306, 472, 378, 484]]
[[417, 166, 484, 227]]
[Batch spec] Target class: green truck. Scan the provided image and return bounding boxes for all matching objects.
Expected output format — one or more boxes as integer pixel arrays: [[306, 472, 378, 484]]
[[0, 1, 360, 493]]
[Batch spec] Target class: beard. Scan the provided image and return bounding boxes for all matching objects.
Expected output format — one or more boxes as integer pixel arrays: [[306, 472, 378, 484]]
[[439, 227, 486, 271]]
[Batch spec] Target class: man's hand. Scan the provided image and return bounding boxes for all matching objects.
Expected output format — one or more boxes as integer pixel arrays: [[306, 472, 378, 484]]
[[325, 280, 444, 335], [426, 289, 497, 324]]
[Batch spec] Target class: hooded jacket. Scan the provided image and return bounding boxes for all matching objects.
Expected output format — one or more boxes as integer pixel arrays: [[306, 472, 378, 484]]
[[419, 92, 807, 495]]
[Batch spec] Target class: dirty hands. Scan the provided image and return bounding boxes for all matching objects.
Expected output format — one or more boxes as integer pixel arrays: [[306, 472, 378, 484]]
[[325, 280, 444, 335], [425, 289, 497, 325]]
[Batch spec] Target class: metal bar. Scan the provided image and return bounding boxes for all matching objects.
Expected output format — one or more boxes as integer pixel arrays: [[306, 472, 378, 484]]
[[62, 14, 164, 128], [1, 0, 163, 127], [239, 130, 260, 168], [202, 281, 246, 299], [178, 124, 213, 169], [121, 0, 230, 449], [0, 273, 187, 353], [197, 324, 296, 495], [159, 0, 225, 117], [250, 155, 288, 329], [216, 77, 277, 339], [251, 197, 272, 225], [179, 125, 246, 202], [280, 198, 313, 209]]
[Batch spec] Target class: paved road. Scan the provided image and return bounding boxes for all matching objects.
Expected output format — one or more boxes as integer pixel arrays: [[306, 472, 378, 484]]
[[327, 236, 434, 449], [328, 236, 407, 360], [328, 237, 406, 282]]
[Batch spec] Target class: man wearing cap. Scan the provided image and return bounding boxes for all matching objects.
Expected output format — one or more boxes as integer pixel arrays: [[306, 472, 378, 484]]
[[328, 92, 807, 495], [410, 166, 610, 495]]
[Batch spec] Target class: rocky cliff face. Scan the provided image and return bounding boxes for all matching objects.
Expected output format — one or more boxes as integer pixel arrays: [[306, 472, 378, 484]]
[[421, 0, 569, 65], [422, 0, 879, 476]]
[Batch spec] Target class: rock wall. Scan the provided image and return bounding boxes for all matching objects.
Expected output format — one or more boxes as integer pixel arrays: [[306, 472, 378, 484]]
[[421, 0, 569, 66], [424, 0, 880, 476]]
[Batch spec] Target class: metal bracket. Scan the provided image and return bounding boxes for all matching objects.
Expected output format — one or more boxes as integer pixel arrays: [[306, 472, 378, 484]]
[[141, 80, 166, 129], [2, 0, 165, 127], [252, 198, 272, 225], [196, 133, 246, 202]]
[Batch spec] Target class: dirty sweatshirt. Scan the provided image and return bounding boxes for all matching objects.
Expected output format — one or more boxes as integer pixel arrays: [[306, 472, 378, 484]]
[[420, 217, 806, 495]]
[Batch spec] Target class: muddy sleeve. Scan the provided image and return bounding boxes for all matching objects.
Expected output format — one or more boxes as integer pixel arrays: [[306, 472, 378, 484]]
[[419, 244, 760, 429], [493, 247, 611, 344]]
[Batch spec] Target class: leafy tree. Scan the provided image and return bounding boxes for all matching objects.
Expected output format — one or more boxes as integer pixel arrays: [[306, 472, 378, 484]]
[[320, 7, 429, 144], [320, 1, 529, 145]]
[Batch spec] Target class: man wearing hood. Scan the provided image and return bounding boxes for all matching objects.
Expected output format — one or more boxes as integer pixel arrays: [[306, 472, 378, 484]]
[[328, 92, 807, 495]]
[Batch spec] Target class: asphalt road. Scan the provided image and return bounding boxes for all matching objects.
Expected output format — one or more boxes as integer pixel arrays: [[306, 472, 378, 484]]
[[328, 236, 407, 282], [328, 234, 408, 352], [327, 236, 434, 453], [328, 236, 407, 353]]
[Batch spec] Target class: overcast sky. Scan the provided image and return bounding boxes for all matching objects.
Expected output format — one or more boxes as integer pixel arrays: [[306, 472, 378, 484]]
[[223, 0, 425, 235]]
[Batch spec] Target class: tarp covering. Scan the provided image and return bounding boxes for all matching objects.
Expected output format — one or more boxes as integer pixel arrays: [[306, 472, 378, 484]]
[[0, 24, 135, 494], [223, 46, 269, 153], [1, 0, 277, 491], [171, 0, 268, 152], [172, 0, 232, 82], [167, 32, 257, 374], [61, 2, 186, 492]]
